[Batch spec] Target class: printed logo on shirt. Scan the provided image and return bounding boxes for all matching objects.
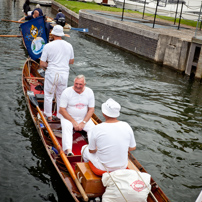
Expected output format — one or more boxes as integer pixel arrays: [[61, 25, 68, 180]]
[[130, 180, 145, 192], [76, 103, 85, 109]]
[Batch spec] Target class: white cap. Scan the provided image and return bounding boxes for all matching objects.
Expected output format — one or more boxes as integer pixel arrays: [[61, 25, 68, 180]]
[[102, 98, 121, 118], [51, 25, 64, 37]]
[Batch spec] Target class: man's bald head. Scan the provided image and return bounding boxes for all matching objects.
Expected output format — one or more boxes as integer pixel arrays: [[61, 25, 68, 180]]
[[33, 10, 39, 18]]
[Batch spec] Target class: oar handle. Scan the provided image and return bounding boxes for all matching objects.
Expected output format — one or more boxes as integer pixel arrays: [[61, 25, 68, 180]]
[[1, 19, 23, 23], [25, 77, 44, 80], [74, 178, 88, 201], [36, 106, 88, 201], [0, 35, 22, 37]]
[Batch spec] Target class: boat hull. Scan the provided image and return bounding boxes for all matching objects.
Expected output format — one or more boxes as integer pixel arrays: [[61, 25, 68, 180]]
[[22, 58, 169, 201]]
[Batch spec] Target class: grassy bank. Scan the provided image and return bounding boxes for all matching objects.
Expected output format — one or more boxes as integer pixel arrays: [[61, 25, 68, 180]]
[[55, 0, 198, 28], [55, 0, 129, 13]]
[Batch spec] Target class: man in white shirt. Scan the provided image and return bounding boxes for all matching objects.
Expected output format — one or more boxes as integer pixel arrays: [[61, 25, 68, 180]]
[[81, 98, 136, 172], [40, 25, 74, 121], [59, 75, 95, 156]]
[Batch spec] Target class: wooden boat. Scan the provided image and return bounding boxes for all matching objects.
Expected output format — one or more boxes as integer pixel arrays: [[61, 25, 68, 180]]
[[22, 57, 170, 202]]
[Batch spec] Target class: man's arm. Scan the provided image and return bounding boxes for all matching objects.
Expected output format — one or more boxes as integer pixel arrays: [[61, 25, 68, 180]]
[[40, 60, 48, 68], [83, 107, 94, 123], [18, 16, 25, 22], [69, 59, 74, 64], [78, 107, 94, 131], [59, 107, 80, 131], [89, 148, 97, 153], [129, 146, 136, 151]]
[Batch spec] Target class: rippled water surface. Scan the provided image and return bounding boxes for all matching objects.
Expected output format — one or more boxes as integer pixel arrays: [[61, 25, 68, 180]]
[[0, 1, 202, 201]]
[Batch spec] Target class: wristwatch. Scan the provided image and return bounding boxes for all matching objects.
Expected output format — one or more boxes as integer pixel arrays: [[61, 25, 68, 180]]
[[82, 121, 86, 124]]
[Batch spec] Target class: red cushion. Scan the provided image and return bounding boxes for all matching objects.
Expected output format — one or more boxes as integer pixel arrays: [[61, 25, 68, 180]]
[[88, 161, 130, 176], [88, 161, 107, 176]]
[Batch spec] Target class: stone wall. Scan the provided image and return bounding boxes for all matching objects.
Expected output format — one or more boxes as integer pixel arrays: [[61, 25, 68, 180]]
[[79, 11, 159, 60], [78, 10, 190, 74]]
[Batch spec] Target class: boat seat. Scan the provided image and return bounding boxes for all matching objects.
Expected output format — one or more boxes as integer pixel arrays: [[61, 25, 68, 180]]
[[75, 162, 105, 195], [35, 94, 55, 102], [35, 94, 44, 100]]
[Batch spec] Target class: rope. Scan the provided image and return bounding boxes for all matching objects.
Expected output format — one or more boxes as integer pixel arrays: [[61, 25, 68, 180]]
[[128, 159, 158, 202], [81, 144, 88, 162], [26, 79, 41, 86], [47, 145, 59, 155], [102, 164, 128, 202]]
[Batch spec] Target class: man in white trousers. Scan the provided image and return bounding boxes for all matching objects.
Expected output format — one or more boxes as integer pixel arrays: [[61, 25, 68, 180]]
[[59, 75, 95, 156], [81, 98, 136, 172], [40, 25, 74, 121]]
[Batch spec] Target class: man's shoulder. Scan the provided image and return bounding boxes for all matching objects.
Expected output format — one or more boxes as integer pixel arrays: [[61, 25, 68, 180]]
[[61, 87, 73, 98], [25, 15, 33, 20], [93, 122, 105, 130], [44, 40, 61, 47], [84, 86, 94, 93], [63, 86, 73, 93], [118, 121, 131, 127]]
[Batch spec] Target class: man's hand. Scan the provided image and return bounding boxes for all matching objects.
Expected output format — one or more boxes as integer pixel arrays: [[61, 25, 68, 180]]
[[72, 120, 79, 131], [40, 60, 48, 68], [77, 122, 86, 131]]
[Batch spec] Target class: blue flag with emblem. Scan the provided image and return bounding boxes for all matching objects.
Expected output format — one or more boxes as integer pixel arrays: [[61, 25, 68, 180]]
[[20, 16, 48, 60]]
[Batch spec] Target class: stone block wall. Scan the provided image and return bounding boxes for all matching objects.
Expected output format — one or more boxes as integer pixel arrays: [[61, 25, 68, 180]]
[[79, 11, 159, 60]]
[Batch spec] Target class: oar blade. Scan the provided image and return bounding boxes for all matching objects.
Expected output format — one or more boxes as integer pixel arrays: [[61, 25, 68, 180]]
[[27, 91, 39, 107], [70, 27, 89, 33]]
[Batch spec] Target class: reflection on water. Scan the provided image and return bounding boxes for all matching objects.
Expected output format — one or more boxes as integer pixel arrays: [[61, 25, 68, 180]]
[[0, 0, 202, 202]]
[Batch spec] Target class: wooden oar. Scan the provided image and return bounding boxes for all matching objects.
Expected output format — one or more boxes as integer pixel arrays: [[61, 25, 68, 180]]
[[0, 35, 22, 37], [70, 27, 89, 33], [49, 19, 88, 32], [25, 77, 44, 80], [27, 91, 88, 202], [1, 19, 23, 23], [91, 117, 98, 125]]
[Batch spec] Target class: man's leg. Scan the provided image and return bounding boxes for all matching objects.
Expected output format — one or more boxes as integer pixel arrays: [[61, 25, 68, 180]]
[[44, 74, 55, 120], [61, 116, 74, 154], [81, 145, 105, 171], [56, 73, 69, 119]]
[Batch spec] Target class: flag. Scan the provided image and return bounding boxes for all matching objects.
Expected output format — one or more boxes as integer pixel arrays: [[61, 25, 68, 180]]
[[20, 16, 48, 60]]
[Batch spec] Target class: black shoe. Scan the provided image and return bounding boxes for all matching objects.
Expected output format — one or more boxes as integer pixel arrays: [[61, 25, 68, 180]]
[[67, 152, 74, 156], [45, 117, 52, 122], [52, 115, 60, 121]]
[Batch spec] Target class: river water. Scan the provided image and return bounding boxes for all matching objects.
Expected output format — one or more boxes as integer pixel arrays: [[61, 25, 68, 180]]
[[0, 0, 202, 202]]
